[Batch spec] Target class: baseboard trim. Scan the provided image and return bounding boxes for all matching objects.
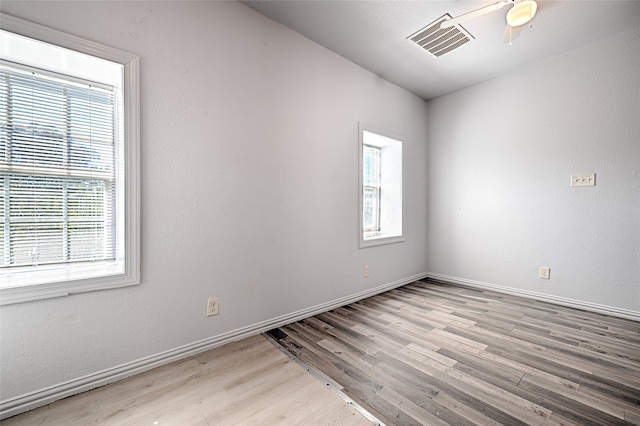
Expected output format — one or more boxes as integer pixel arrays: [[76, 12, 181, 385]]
[[0, 272, 427, 420], [426, 272, 640, 322]]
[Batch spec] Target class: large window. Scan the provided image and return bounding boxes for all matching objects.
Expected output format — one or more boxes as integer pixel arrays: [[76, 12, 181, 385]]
[[0, 14, 139, 304], [359, 125, 403, 248]]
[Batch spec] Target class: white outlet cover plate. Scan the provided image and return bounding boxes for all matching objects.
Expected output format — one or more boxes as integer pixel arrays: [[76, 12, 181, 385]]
[[207, 297, 219, 316], [539, 266, 550, 280]]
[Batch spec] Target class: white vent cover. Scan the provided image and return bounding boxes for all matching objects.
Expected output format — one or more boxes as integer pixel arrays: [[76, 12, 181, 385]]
[[407, 14, 474, 57]]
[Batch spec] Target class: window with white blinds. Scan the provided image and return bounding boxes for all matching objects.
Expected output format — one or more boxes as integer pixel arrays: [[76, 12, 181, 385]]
[[1, 63, 116, 268], [0, 14, 140, 305]]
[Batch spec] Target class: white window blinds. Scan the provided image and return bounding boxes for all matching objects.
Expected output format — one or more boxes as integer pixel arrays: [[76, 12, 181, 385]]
[[0, 61, 116, 269]]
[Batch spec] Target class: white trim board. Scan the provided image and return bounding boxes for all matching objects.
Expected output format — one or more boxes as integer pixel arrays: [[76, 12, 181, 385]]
[[427, 272, 640, 322], [0, 272, 428, 420]]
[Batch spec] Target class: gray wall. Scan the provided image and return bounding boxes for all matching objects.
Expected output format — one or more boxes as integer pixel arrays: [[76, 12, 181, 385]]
[[427, 24, 640, 314], [0, 1, 429, 402]]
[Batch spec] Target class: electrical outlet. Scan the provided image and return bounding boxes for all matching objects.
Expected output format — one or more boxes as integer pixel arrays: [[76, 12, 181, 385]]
[[207, 297, 219, 316], [539, 266, 550, 280], [364, 264, 370, 277]]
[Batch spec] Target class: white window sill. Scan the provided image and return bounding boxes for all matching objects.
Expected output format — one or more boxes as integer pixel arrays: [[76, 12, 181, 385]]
[[360, 234, 405, 248], [0, 263, 139, 305]]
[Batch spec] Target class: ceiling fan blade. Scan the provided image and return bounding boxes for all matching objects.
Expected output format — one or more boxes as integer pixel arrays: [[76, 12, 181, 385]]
[[502, 24, 522, 45], [441, 0, 511, 29]]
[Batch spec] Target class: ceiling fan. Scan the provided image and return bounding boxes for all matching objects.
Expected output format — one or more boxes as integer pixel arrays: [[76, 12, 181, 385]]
[[440, 0, 538, 45]]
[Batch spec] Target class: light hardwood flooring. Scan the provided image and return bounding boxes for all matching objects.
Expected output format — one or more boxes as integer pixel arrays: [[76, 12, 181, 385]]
[[0, 335, 370, 426], [4, 279, 640, 425], [269, 279, 640, 425]]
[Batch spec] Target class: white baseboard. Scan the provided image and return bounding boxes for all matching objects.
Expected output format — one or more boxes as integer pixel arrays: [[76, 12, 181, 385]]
[[427, 272, 640, 322], [0, 272, 428, 420]]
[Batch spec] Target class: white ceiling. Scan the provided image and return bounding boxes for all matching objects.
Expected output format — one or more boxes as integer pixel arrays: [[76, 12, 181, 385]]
[[243, 1, 640, 100]]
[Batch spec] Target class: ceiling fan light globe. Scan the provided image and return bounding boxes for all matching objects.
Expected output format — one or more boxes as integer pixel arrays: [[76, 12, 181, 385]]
[[507, 0, 537, 27]]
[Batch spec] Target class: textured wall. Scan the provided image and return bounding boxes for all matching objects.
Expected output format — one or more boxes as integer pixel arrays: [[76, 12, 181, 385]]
[[427, 24, 640, 312], [0, 1, 429, 401]]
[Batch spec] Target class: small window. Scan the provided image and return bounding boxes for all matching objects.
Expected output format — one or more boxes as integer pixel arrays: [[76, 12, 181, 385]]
[[363, 145, 381, 232], [359, 125, 403, 248], [0, 14, 140, 304]]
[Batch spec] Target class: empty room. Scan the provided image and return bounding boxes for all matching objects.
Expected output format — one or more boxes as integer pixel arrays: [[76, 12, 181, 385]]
[[0, 1, 639, 425]]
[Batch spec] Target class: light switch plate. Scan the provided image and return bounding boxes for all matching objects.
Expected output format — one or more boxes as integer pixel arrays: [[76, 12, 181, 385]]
[[571, 174, 596, 187]]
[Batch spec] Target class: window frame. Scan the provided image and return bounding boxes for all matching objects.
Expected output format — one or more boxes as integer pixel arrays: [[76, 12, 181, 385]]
[[358, 123, 404, 248], [0, 14, 140, 305]]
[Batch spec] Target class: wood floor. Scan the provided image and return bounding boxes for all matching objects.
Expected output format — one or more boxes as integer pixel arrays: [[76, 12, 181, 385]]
[[268, 279, 640, 426], [0, 335, 369, 426], [4, 279, 639, 425]]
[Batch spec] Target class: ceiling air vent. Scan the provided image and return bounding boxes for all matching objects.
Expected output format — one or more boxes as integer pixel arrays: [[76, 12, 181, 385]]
[[407, 14, 474, 58]]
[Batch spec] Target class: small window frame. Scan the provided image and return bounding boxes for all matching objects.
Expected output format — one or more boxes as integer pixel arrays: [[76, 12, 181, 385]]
[[358, 123, 404, 248]]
